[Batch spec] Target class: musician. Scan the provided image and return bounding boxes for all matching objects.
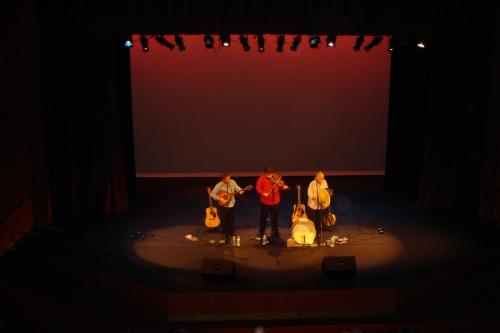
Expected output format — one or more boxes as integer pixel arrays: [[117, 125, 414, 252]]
[[256, 166, 289, 242], [307, 171, 330, 244], [211, 173, 244, 242]]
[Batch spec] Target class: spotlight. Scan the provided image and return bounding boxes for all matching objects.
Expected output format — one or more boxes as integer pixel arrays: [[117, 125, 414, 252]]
[[308, 35, 320, 48], [239, 35, 250, 51], [257, 34, 265, 52], [364, 36, 383, 51], [174, 34, 185, 51], [124, 39, 133, 48], [387, 37, 399, 52], [276, 35, 285, 52], [155, 35, 175, 50], [203, 34, 214, 49], [140, 35, 149, 52], [290, 35, 301, 51], [326, 34, 337, 48], [220, 34, 231, 47], [353, 35, 365, 51]]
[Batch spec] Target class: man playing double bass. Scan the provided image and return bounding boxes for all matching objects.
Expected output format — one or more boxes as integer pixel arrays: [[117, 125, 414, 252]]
[[256, 166, 289, 243]]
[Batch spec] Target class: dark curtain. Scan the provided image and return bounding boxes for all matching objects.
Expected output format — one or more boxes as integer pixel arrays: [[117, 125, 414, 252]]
[[417, 36, 490, 219], [477, 4, 500, 223], [40, 30, 135, 219], [384, 4, 499, 222], [385, 47, 431, 194]]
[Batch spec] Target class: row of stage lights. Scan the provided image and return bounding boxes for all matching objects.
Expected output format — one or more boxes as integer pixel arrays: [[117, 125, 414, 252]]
[[125, 34, 426, 53]]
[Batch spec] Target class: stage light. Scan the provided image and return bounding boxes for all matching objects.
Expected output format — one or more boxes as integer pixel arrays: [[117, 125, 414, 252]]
[[239, 35, 250, 51], [290, 35, 301, 51], [124, 39, 133, 48], [140, 35, 149, 52], [257, 34, 265, 52], [220, 34, 231, 47], [309, 35, 320, 48], [204, 34, 214, 49], [388, 37, 398, 52], [155, 35, 175, 50], [326, 34, 336, 48], [174, 34, 185, 51], [353, 35, 365, 52], [276, 35, 285, 52], [417, 40, 426, 48], [364, 36, 383, 51]]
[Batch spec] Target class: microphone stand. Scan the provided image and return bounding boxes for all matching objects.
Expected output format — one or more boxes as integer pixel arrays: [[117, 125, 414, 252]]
[[224, 184, 231, 241], [268, 175, 282, 243], [316, 182, 323, 246], [270, 179, 275, 242]]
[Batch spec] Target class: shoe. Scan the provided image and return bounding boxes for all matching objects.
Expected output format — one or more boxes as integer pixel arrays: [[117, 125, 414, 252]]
[[270, 233, 281, 240], [272, 238, 285, 246], [185, 234, 198, 241]]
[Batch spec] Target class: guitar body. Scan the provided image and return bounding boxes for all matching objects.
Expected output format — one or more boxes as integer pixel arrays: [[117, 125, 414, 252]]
[[217, 191, 231, 206], [205, 207, 220, 228], [205, 187, 221, 228], [217, 185, 253, 206], [292, 203, 307, 222], [292, 185, 308, 223]]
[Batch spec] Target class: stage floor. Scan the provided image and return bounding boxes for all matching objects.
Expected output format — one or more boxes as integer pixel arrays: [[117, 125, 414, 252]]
[[65, 176, 475, 292]]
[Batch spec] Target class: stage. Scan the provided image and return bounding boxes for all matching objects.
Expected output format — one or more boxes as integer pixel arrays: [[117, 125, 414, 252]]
[[64, 176, 474, 293], [5, 176, 499, 330]]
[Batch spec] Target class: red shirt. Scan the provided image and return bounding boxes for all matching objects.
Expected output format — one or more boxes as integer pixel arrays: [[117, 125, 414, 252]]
[[256, 174, 286, 206]]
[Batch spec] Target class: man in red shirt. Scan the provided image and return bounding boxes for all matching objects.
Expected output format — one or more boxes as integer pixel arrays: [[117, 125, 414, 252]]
[[255, 166, 289, 243]]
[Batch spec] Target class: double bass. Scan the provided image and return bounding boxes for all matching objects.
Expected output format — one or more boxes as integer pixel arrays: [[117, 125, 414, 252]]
[[291, 184, 316, 244]]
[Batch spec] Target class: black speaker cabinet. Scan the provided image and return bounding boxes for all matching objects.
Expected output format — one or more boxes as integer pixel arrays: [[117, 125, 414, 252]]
[[201, 258, 235, 281], [322, 256, 357, 280]]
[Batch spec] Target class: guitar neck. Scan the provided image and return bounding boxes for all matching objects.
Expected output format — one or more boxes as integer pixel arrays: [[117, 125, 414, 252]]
[[232, 185, 253, 195], [207, 188, 214, 208]]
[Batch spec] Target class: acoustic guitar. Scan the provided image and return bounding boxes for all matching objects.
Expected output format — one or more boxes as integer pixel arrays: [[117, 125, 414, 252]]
[[205, 187, 221, 228], [292, 185, 308, 222], [217, 185, 253, 206]]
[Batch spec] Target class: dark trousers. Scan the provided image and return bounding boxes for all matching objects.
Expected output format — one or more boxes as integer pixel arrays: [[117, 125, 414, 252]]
[[219, 206, 235, 239], [259, 203, 280, 237], [308, 207, 328, 242]]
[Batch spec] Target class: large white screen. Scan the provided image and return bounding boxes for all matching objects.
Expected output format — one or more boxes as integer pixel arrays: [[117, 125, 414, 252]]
[[131, 35, 391, 176]]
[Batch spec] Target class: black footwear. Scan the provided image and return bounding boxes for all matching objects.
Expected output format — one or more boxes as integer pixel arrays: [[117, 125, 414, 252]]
[[271, 237, 285, 246], [224, 235, 232, 244]]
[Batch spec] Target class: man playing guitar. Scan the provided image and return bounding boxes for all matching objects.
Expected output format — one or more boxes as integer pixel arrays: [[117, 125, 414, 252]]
[[210, 173, 251, 242]]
